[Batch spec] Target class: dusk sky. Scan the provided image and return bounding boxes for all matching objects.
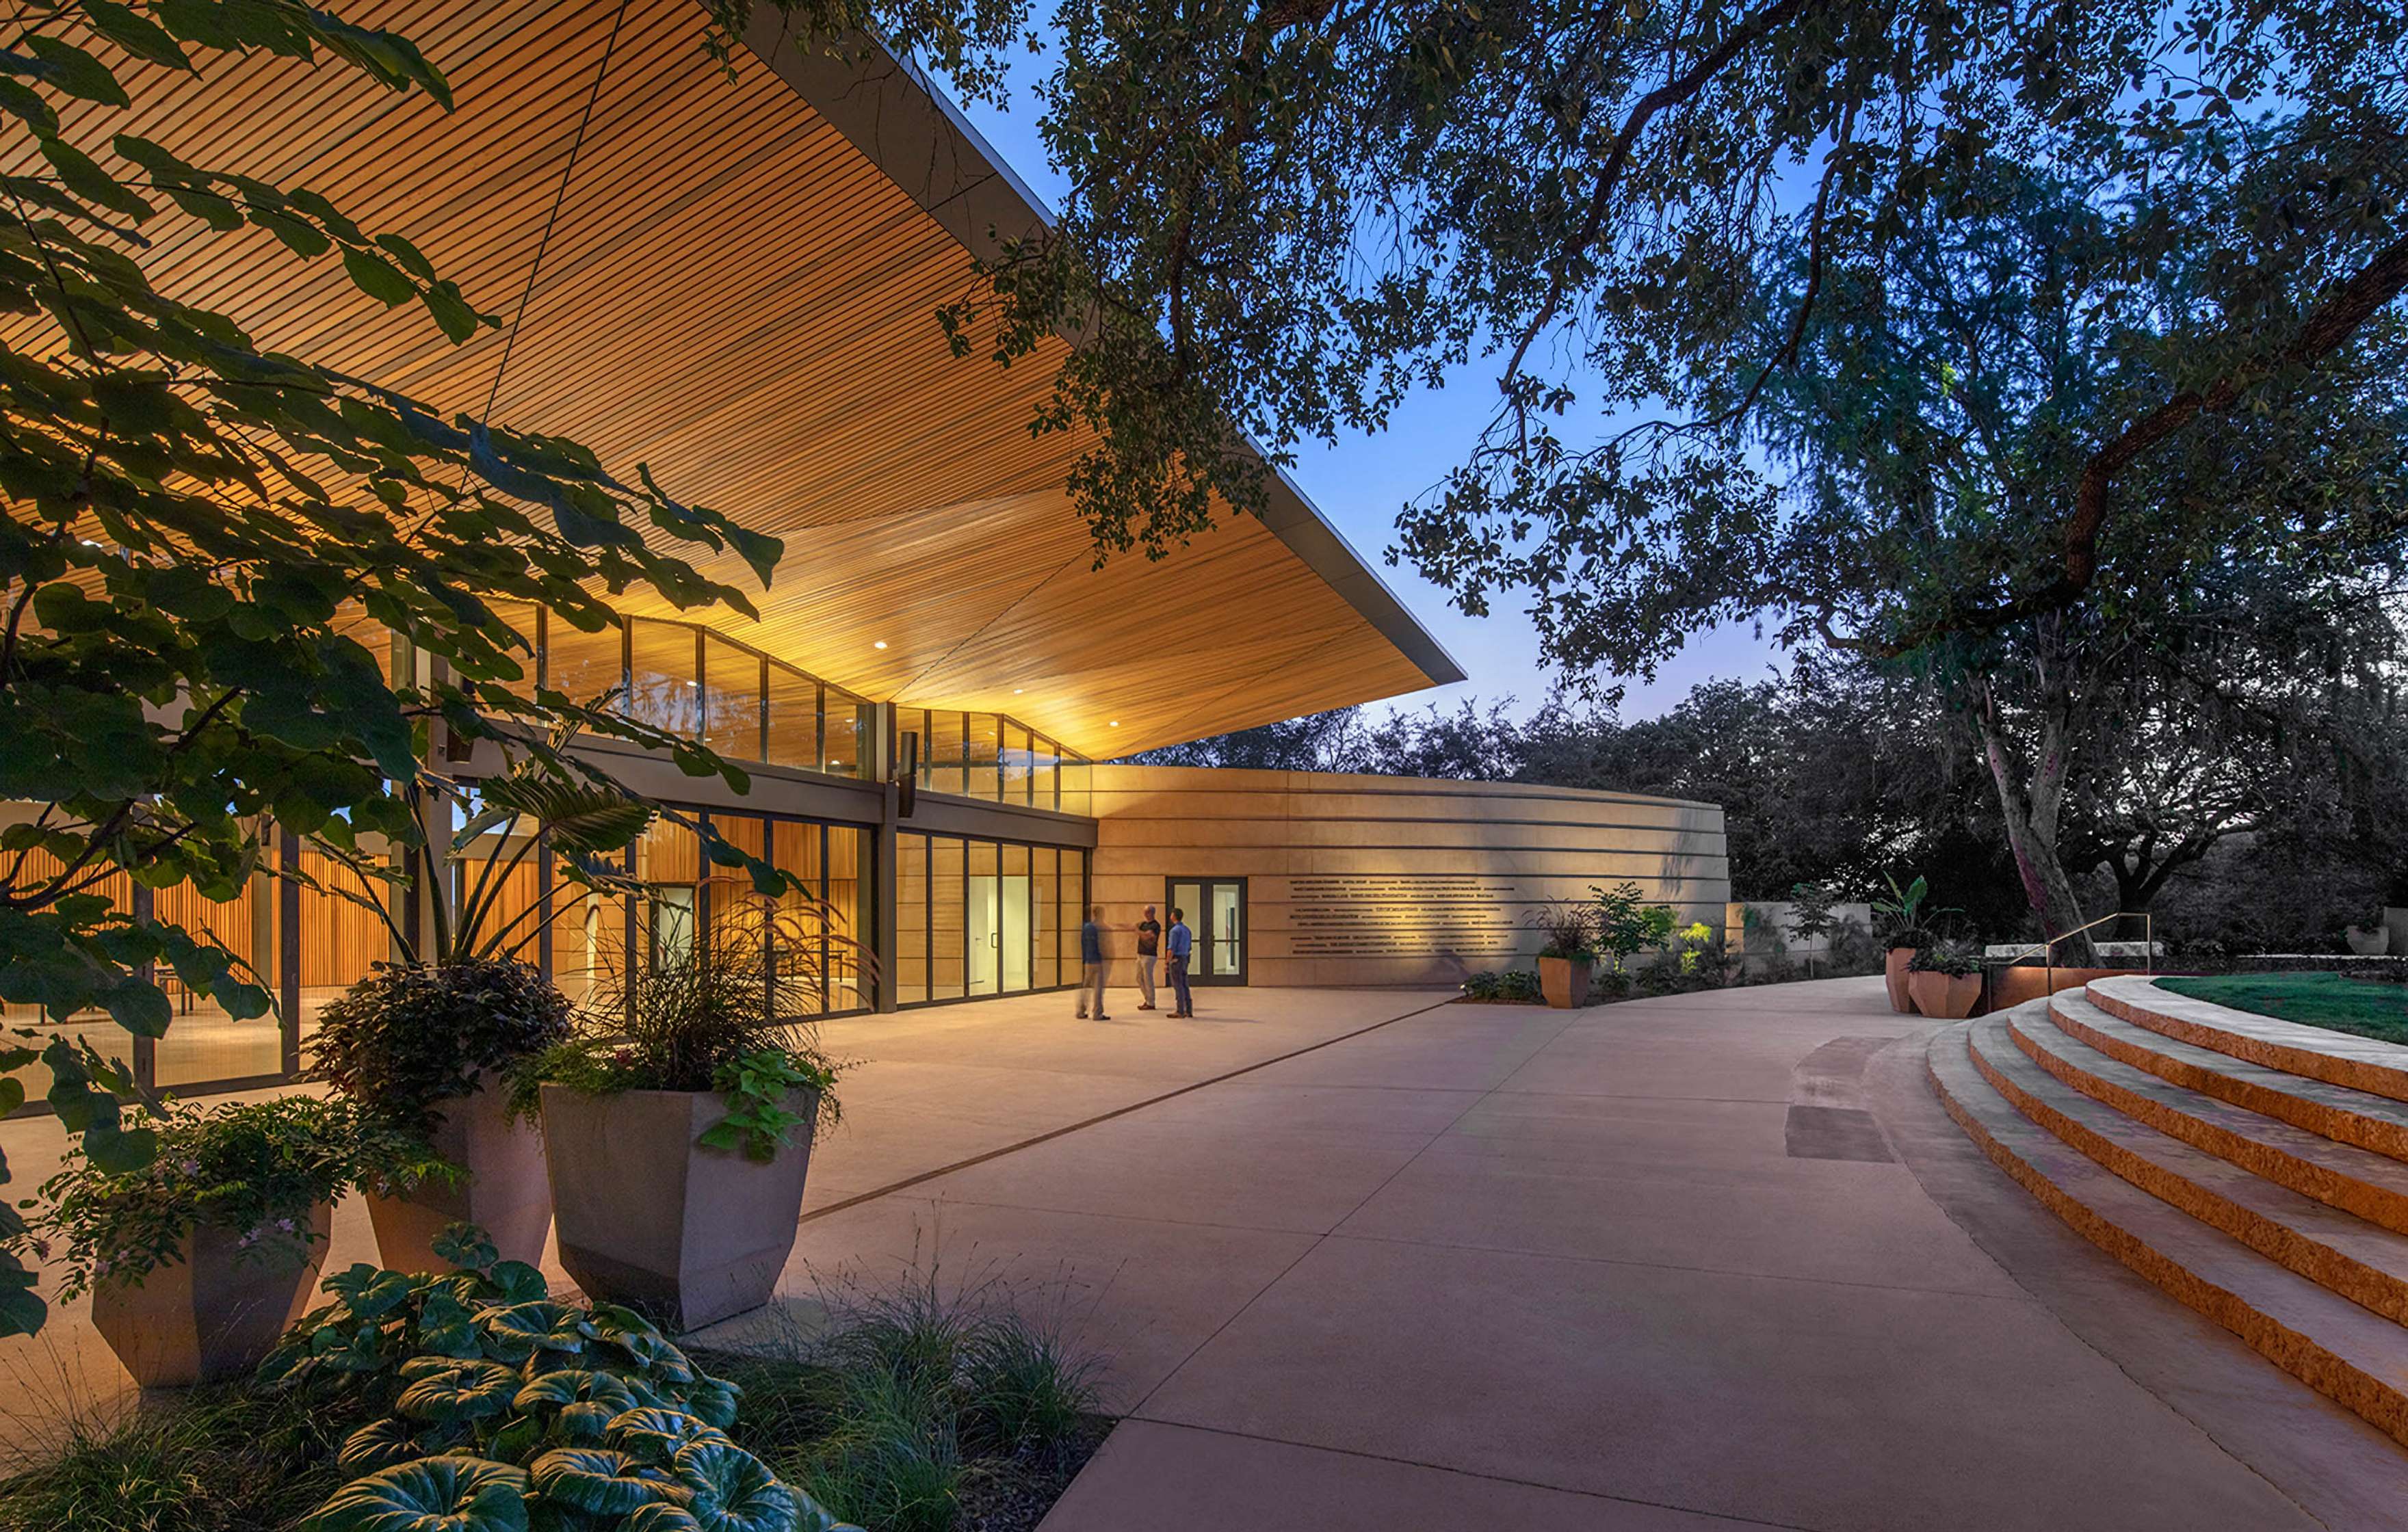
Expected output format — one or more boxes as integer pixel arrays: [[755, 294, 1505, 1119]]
[[945, 76, 1790, 724]]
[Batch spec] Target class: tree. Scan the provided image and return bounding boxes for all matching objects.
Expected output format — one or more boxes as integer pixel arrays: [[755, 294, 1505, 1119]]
[[765, 0, 2408, 953], [0, 3, 809, 1335]]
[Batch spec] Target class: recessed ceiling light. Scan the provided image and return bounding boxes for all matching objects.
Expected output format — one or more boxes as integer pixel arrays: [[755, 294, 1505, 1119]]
[[872, 640, 887, 650], [1012, 687, 1023, 694], [1108, 720, 1120, 728]]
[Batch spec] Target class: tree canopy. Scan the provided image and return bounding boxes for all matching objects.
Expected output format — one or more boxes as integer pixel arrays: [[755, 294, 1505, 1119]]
[[0, 1, 807, 1335]]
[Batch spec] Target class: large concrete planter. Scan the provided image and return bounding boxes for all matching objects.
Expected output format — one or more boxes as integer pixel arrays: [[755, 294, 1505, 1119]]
[[2345, 924, 2392, 956], [540, 1085, 816, 1332], [90, 1204, 330, 1388], [1539, 955, 1592, 1009], [367, 1082, 551, 1273], [1884, 949, 1917, 1013], [1907, 970, 1983, 1020]]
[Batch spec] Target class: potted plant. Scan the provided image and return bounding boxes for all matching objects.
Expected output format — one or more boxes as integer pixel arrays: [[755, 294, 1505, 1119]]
[[1872, 873, 1935, 1013], [1907, 942, 1987, 1020], [29, 1096, 414, 1387], [2345, 908, 2392, 956], [302, 758, 651, 1274], [309, 956, 574, 1272], [513, 888, 847, 1332], [1529, 902, 1597, 1007]]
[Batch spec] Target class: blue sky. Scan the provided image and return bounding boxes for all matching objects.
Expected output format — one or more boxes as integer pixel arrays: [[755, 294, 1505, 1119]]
[[945, 81, 1788, 723]]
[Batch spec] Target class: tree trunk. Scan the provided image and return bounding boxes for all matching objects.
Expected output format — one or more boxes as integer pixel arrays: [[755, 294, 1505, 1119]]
[[1977, 684, 2097, 964]]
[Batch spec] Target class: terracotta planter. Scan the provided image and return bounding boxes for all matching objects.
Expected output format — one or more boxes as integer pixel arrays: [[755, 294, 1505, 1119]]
[[1884, 949, 1917, 1013], [90, 1204, 330, 1388], [367, 1082, 551, 1273], [1907, 969, 1984, 1020], [1539, 955, 1592, 1009], [540, 1085, 817, 1332]]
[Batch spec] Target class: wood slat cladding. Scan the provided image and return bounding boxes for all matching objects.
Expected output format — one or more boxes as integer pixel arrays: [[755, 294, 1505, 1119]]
[[5, 0, 1450, 755], [1088, 765, 1731, 989]]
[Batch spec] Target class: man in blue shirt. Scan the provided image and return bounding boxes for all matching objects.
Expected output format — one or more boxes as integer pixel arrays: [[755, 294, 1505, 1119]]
[[1076, 905, 1110, 1020], [1165, 906, 1194, 1018]]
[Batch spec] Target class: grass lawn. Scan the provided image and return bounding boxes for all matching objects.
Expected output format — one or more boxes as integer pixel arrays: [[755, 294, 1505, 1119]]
[[2158, 972, 2408, 1046]]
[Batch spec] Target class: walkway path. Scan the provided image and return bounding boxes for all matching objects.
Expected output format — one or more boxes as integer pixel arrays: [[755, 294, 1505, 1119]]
[[719, 977, 2407, 1531], [10, 979, 2405, 1526]]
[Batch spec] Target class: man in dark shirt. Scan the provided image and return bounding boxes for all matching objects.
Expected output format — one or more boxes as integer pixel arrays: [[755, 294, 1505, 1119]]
[[1166, 906, 1194, 1018], [1076, 905, 1110, 1020], [1134, 904, 1163, 1011]]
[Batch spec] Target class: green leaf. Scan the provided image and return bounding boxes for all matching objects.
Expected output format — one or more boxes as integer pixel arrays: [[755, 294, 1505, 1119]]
[[0, 1266, 47, 1339], [395, 1357, 520, 1424], [300, 1457, 530, 1532], [422, 279, 478, 344], [529, 1447, 681, 1516], [341, 245, 417, 306], [83, 1122, 157, 1174], [25, 36, 130, 107], [35, 135, 152, 220], [80, 2, 194, 72]]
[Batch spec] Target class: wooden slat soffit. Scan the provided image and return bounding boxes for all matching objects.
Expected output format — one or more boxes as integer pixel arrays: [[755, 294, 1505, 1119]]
[[9, 0, 1461, 756]]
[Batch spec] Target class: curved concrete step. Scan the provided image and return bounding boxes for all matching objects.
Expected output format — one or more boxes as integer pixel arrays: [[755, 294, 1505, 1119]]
[[1926, 1016, 2408, 1448], [2032, 992, 2408, 1233], [2090, 975, 2408, 1106], [2052, 990, 2408, 1164], [1970, 1014, 2408, 1325]]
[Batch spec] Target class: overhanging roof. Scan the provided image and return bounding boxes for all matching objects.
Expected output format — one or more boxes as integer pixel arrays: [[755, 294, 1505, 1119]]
[[27, 0, 1463, 756]]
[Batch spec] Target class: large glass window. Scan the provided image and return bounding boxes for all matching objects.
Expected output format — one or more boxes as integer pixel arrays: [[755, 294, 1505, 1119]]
[[627, 620, 700, 737], [1031, 847, 1058, 990], [965, 714, 1003, 802], [702, 634, 763, 762], [765, 665, 818, 772], [827, 825, 864, 1012], [547, 615, 624, 709], [1028, 736, 1058, 810], [929, 836, 965, 1002], [823, 693, 865, 778], [895, 832, 929, 1006], [925, 711, 967, 797]]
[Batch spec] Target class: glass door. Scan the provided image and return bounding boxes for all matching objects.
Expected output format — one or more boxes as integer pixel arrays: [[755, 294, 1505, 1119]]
[[1166, 877, 1248, 986]]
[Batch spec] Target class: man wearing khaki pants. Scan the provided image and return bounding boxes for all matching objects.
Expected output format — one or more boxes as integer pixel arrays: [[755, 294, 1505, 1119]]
[[1134, 904, 1162, 1011], [1076, 905, 1110, 1020]]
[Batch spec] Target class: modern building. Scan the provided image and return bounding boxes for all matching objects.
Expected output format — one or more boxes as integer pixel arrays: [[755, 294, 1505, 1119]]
[[2, 0, 1727, 1103]]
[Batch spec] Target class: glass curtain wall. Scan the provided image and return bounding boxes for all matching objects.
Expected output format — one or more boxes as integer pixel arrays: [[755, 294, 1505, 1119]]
[[898, 708, 1088, 810], [889, 830, 1087, 1008]]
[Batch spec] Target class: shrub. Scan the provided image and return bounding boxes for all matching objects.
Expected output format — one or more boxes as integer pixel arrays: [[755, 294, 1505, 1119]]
[[21, 1097, 430, 1302], [1461, 970, 1504, 1001], [1593, 882, 1678, 973], [1499, 969, 1543, 1002], [510, 894, 843, 1160], [261, 1229, 856, 1532], [1909, 941, 1985, 978], [307, 957, 574, 1140], [1526, 901, 1597, 962]]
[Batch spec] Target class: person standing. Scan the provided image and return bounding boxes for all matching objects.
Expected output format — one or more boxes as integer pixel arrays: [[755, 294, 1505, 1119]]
[[1134, 904, 1163, 1011], [1077, 904, 1110, 1020], [1165, 906, 1194, 1018]]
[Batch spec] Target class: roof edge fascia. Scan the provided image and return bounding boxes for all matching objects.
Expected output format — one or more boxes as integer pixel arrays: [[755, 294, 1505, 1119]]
[[734, 9, 1467, 692]]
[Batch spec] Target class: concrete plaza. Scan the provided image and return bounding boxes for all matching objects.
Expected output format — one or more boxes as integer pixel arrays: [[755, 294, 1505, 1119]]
[[8, 979, 2408, 1527]]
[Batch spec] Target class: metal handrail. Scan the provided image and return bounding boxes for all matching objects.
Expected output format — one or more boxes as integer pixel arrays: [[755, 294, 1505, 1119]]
[[1993, 911, 2154, 1000]]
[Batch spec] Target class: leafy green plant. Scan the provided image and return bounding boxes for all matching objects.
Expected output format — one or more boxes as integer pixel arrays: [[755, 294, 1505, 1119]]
[[0, 1, 822, 1336], [512, 890, 845, 1154], [1526, 901, 1596, 962], [1461, 970, 1503, 1001], [1592, 882, 1679, 973], [1675, 922, 1718, 979], [1497, 969, 1542, 1003], [306, 956, 574, 1145], [23, 1096, 430, 1302], [1910, 942, 1985, 979], [262, 1230, 857, 1532]]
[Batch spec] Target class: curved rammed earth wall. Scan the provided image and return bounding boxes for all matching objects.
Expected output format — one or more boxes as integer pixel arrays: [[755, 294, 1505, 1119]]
[[1088, 765, 1729, 988]]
